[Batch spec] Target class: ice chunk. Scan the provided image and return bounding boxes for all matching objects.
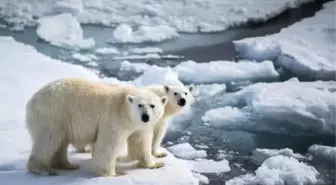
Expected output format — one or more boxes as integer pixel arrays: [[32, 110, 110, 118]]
[[95, 47, 119, 55], [308, 144, 336, 161], [174, 60, 279, 84], [192, 172, 209, 184], [130, 47, 163, 54], [114, 54, 161, 60], [53, 0, 83, 15], [227, 156, 319, 185], [252, 148, 307, 165], [133, 66, 184, 87], [193, 84, 226, 100], [36, 13, 95, 49], [189, 159, 231, 174], [234, 1, 336, 80], [119, 60, 150, 74], [202, 106, 247, 127], [0, 36, 199, 185], [205, 80, 336, 136], [113, 24, 179, 43], [167, 143, 207, 160], [72, 53, 98, 62]]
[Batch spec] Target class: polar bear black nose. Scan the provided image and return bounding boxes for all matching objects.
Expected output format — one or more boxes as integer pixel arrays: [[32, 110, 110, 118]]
[[141, 113, 149, 123], [178, 98, 186, 106]]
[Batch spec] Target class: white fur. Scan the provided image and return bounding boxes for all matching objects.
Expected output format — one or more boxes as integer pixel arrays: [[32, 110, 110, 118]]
[[25, 78, 167, 176], [125, 84, 195, 161]]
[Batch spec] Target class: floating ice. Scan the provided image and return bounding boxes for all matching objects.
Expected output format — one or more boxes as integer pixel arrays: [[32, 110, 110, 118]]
[[120, 60, 150, 74], [226, 156, 319, 185], [167, 143, 207, 160], [308, 144, 336, 161], [72, 53, 98, 62], [130, 47, 163, 54], [202, 106, 246, 127], [36, 13, 95, 49], [252, 148, 307, 165], [95, 47, 119, 55], [1, 0, 315, 33], [204, 80, 336, 136], [113, 24, 179, 43], [192, 172, 209, 184], [174, 60, 279, 84], [189, 159, 231, 174], [0, 36, 199, 185], [234, 1, 336, 80]]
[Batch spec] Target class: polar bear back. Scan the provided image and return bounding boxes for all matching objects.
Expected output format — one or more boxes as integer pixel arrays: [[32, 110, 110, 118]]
[[25, 78, 148, 145]]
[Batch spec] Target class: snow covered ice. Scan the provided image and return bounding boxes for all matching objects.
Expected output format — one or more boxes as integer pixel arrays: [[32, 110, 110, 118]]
[[113, 24, 179, 43], [203, 80, 336, 136], [0, 36, 199, 185], [167, 143, 207, 160], [36, 13, 95, 49], [234, 1, 336, 80], [252, 148, 308, 165], [226, 155, 320, 185], [0, 0, 316, 32]]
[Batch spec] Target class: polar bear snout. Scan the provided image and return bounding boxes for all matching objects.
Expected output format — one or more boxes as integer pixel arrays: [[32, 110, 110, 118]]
[[177, 98, 186, 106], [141, 113, 150, 123]]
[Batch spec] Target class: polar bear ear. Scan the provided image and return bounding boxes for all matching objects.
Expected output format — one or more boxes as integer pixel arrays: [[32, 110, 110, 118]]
[[126, 95, 135, 104], [160, 96, 168, 106], [164, 85, 170, 93], [186, 84, 195, 93]]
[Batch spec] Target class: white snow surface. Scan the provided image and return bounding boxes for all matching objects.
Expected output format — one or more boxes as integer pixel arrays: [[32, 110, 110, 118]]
[[226, 155, 319, 185], [204, 79, 336, 136], [36, 13, 95, 49], [308, 144, 336, 161], [1, 0, 314, 32], [0, 36, 199, 185], [252, 148, 307, 165], [113, 24, 179, 43], [234, 1, 336, 80], [167, 143, 207, 160]]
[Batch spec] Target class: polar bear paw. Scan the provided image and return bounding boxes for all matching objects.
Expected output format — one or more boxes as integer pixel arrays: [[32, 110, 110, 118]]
[[139, 161, 164, 169], [153, 152, 167, 158], [102, 171, 126, 177]]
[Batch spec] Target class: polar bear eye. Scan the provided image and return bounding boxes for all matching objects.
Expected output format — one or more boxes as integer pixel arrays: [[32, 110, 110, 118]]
[[173, 92, 178, 96], [184, 92, 188, 95], [138, 104, 144, 108], [150, 104, 155, 109]]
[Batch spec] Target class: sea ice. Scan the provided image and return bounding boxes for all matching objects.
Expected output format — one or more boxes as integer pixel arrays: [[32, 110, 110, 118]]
[[1, 0, 315, 33], [226, 155, 319, 185], [36, 13, 95, 49], [72, 53, 98, 62], [167, 143, 207, 160], [204, 80, 336, 136], [130, 47, 163, 54], [95, 47, 119, 55], [189, 159, 231, 174], [113, 24, 179, 43], [252, 148, 308, 165], [234, 1, 336, 80]]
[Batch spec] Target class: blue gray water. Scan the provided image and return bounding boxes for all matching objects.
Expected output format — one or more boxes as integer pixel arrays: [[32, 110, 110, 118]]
[[0, 0, 335, 184]]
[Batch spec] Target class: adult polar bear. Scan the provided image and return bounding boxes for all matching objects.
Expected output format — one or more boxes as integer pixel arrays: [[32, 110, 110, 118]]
[[74, 83, 195, 161], [26, 78, 167, 177]]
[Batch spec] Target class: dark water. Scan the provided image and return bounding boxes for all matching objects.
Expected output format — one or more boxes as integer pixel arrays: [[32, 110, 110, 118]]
[[0, 0, 335, 185]]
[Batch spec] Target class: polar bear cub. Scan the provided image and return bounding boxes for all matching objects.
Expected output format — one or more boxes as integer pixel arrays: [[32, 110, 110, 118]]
[[126, 84, 195, 160], [25, 78, 167, 177]]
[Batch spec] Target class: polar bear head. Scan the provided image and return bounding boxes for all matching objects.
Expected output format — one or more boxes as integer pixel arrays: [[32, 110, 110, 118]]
[[163, 84, 195, 114], [126, 92, 167, 127]]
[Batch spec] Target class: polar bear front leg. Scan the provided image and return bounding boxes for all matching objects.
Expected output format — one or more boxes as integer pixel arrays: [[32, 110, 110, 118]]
[[134, 131, 164, 169], [92, 125, 128, 177], [152, 119, 169, 158]]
